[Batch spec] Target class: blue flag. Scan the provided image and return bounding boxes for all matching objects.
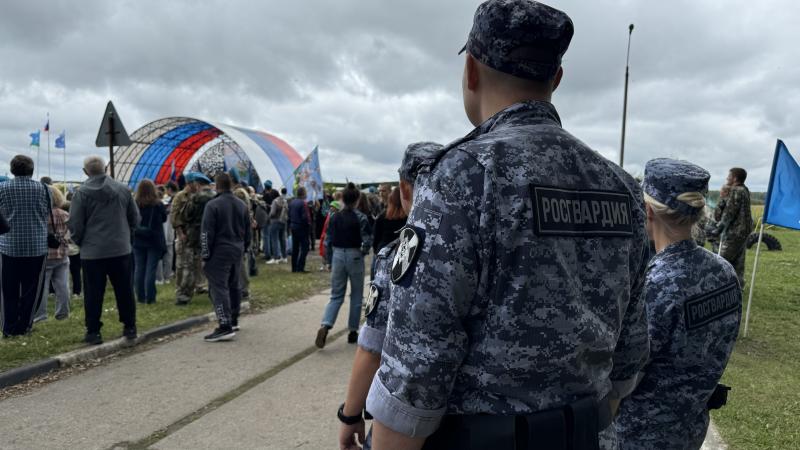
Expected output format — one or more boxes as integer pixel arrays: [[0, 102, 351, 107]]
[[29, 130, 40, 147], [763, 140, 800, 230], [55, 130, 66, 149], [290, 146, 324, 200]]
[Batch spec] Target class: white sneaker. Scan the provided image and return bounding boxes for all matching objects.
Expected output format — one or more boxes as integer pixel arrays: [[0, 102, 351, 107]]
[[280, 258, 288, 263], [265, 259, 277, 265]]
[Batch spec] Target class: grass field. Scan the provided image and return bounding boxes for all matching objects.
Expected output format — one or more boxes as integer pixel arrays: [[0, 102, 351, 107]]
[[712, 206, 800, 449], [0, 254, 330, 373]]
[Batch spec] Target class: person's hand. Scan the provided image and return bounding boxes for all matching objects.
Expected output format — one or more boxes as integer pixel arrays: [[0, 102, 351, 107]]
[[339, 420, 365, 450]]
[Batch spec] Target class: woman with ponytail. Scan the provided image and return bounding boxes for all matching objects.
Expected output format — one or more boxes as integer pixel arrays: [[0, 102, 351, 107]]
[[615, 159, 742, 450]]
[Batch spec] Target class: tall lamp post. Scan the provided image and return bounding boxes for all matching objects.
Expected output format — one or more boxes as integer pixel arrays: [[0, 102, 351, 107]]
[[619, 24, 634, 168]]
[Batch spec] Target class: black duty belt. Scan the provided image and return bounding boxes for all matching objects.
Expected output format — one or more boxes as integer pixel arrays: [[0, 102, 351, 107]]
[[422, 396, 612, 450]]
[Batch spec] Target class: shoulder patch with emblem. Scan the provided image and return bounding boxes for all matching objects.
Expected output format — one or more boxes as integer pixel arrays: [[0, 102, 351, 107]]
[[364, 284, 380, 317], [391, 227, 421, 284]]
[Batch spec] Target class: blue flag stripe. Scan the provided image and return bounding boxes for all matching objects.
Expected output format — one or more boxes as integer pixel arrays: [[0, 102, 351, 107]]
[[763, 140, 800, 230]]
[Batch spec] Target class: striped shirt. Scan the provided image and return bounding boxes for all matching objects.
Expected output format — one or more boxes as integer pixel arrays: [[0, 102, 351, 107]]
[[0, 177, 50, 257]]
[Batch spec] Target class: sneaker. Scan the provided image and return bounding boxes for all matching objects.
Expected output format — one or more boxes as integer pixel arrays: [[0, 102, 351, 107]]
[[84, 332, 103, 345], [232, 319, 240, 331], [123, 326, 137, 340], [280, 258, 288, 264], [204, 327, 235, 342], [315, 326, 330, 349], [265, 259, 278, 265], [347, 331, 358, 344], [175, 299, 189, 306]]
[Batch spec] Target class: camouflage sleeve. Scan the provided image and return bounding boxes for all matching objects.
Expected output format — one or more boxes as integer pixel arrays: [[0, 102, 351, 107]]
[[609, 243, 650, 399], [718, 190, 741, 230], [643, 276, 683, 360], [170, 193, 184, 228], [358, 245, 396, 354], [357, 210, 373, 254], [366, 151, 485, 438], [712, 199, 725, 223]]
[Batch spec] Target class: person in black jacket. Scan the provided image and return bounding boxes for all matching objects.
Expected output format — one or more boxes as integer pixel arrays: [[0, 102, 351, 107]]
[[133, 179, 167, 305], [315, 183, 373, 348], [288, 187, 311, 272], [200, 172, 251, 342]]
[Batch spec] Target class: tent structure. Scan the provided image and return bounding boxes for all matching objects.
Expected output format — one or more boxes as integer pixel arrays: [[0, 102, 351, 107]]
[[113, 117, 304, 191]]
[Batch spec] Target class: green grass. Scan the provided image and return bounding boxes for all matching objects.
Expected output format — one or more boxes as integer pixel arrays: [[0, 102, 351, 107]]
[[0, 255, 330, 373], [711, 205, 800, 449]]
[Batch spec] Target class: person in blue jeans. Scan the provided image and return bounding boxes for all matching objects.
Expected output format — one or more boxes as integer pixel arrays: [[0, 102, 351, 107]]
[[133, 179, 167, 304], [316, 182, 373, 348]]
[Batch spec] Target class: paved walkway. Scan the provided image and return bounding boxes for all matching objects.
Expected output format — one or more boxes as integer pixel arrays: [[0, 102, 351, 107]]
[[0, 286, 727, 449]]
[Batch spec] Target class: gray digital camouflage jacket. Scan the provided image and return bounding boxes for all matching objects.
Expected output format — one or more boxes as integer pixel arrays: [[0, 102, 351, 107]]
[[615, 239, 741, 450], [366, 101, 651, 440]]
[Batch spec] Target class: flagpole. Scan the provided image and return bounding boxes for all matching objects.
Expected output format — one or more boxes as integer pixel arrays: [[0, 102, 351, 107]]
[[36, 135, 41, 179], [47, 113, 51, 178], [63, 132, 67, 184], [743, 219, 764, 338], [619, 24, 634, 168]]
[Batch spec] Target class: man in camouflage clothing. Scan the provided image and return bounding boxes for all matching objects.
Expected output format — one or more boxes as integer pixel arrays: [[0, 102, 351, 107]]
[[171, 175, 198, 305], [174, 173, 214, 305], [710, 167, 753, 287], [366, 1, 650, 449]]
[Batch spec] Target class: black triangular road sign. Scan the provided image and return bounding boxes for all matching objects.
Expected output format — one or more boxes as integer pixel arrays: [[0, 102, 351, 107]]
[[95, 101, 132, 147]]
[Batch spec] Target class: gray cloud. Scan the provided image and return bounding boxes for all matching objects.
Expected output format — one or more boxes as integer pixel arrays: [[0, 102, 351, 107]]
[[0, 0, 797, 189]]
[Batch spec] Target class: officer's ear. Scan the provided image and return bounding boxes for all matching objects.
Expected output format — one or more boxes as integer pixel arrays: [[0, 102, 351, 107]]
[[464, 54, 480, 92], [551, 66, 564, 93], [645, 203, 655, 222]]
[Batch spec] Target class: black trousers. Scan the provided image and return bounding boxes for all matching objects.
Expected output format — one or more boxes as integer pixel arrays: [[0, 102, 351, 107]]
[[69, 253, 82, 295], [291, 228, 309, 272], [1, 254, 46, 336], [82, 254, 136, 334], [203, 253, 242, 327]]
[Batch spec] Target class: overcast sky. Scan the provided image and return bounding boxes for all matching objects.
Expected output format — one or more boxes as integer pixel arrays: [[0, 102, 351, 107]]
[[1, 0, 797, 190]]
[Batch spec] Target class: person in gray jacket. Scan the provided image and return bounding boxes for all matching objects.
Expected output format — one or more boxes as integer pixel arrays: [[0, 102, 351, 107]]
[[200, 172, 251, 342], [69, 156, 140, 345]]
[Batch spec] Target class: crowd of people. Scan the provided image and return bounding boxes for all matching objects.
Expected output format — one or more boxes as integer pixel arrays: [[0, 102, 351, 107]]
[[0, 152, 387, 344]]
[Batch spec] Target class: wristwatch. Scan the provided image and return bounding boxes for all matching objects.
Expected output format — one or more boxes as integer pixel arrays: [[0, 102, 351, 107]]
[[337, 403, 363, 425]]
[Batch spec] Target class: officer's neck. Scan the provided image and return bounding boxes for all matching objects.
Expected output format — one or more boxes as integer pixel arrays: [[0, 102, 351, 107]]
[[652, 228, 692, 253], [479, 91, 552, 124]]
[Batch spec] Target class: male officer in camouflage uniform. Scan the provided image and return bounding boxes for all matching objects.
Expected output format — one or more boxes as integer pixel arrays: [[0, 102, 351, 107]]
[[366, 1, 650, 449], [174, 173, 214, 305], [171, 173, 199, 305], [710, 168, 753, 287]]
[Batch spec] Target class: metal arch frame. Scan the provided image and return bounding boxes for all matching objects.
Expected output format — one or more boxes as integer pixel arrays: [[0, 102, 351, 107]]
[[115, 117, 196, 183], [114, 117, 302, 191]]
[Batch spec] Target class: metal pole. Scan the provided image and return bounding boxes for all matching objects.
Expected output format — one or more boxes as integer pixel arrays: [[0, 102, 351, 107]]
[[108, 112, 115, 179], [743, 220, 764, 338], [47, 113, 51, 178], [63, 134, 67, 184], [619, 24, 634, 168]]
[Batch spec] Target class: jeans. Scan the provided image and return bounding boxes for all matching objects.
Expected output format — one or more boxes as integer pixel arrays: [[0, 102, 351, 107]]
[[321, 247, 365, 331], [269, 222, 286, 259], [82, 254, 136, 334], [261, 225, 272, 258], [291, 227, 309, 272], [1, 254, 47, 336], [34, 257, 71, 321], [134, 246, 162, 303]]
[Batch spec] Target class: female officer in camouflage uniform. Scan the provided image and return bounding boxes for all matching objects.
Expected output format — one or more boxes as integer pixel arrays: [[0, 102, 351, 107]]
[[336, 142, 444, 450], [615, 159, 742, 450]]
